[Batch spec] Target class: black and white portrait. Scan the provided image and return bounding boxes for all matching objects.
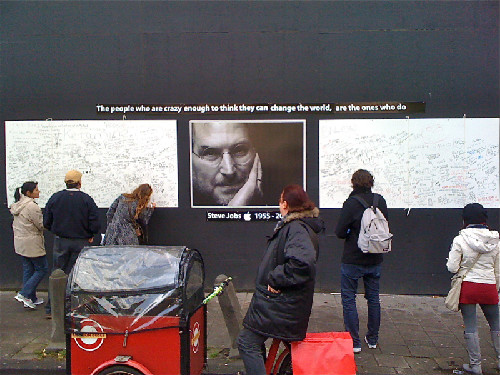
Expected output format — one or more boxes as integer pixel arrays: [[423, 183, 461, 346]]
[[190, 120, 305, 207]]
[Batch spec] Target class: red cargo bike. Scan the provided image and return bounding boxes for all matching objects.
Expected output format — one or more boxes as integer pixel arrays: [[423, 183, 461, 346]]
[[66, 246, 206, 375]]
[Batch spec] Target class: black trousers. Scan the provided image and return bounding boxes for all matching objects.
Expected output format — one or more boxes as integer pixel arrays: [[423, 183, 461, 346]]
[[46, 236, 90, 313], [53, 236, 90, 274]]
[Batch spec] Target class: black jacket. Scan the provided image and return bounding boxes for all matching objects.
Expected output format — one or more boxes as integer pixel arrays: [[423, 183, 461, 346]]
[[43, 189, 101, 239], [243, 208, 324, 341], [335, 188, 388, 266]]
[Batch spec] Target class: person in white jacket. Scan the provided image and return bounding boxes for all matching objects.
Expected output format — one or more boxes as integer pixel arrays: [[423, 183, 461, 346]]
[[10, 182, 47, 310], [447, 203, 500, 375]]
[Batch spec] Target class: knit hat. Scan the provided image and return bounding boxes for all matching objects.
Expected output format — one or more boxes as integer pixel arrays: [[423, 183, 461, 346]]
[[462, 203, 488, 225], [64, 170, 82, 184]]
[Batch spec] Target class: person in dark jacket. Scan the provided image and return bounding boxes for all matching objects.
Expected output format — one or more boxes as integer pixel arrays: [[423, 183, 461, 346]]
[[238, 184, 324, 375], [43, 170, 101, 316], [335, 169, 388, 353]]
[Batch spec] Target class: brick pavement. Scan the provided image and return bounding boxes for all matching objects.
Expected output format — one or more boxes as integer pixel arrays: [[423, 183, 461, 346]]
[[1, 291, 499, 374]]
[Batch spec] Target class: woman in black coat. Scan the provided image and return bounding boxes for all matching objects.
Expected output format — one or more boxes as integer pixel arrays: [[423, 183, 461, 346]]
[[238, 184, 324, 375]]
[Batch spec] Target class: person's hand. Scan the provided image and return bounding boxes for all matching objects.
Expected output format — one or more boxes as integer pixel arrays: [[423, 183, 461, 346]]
[[268, 285, 280, 294], [88, 237, 94, 243], [228, 153, 263, 206]]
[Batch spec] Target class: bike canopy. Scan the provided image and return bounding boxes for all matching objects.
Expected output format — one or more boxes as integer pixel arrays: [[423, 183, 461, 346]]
[[66, 246, 204, 334]]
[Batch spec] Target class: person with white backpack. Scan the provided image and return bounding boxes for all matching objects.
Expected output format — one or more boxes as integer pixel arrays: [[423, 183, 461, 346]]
[[335, 169, 390, 353]]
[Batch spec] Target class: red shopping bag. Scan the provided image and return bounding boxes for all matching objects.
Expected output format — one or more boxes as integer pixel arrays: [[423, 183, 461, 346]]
[[291, 332, 357, 375]]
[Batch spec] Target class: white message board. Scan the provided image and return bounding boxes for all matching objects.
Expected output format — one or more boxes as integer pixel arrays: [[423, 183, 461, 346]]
[[319, 118, 500, 208], [6, 120, 178, 208]]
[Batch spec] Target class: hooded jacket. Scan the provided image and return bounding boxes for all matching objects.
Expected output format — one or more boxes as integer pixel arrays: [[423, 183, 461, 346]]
[[243, 207, 324, 341], [10, 195, 45, 257], [447, 226, 500, 285]]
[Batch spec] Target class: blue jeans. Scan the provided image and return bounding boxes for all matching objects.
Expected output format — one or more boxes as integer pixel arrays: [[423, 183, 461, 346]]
[[20, 255, 48, 302], [341, 263, 381, 348]]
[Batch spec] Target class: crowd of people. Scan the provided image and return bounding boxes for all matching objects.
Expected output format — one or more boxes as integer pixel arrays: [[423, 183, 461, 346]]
[[9, 168, 499, 375], [11, 170, 156, 317]]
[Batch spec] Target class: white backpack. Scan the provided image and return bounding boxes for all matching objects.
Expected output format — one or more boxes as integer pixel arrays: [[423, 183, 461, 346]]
[[353, 194, 393, 254]]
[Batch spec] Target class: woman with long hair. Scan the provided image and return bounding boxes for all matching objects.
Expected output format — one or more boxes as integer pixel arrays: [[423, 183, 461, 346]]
[[103, 184, 156, 245], [10, 181, 48, 309]]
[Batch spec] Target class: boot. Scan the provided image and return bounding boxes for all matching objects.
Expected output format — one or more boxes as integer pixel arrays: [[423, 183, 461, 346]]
[[490, 330, 500, 370], [463, 332, 483, 374]]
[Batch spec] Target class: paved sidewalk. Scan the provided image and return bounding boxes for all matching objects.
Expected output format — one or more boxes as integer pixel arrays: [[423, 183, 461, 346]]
[[1, 290, 499, 374]]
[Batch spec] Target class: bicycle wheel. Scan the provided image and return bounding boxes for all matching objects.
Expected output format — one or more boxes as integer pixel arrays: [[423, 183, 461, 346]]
[[277, 352, 293, 375], [96, 365, 144, 375]]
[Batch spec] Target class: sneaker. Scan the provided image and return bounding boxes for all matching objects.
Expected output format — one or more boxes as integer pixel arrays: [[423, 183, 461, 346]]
[[364, 336, 377, 349], [353, 347, 362, 353], [23, 300, 36, 309], [14, 293, 35, 309], [14, 293, 24, 304], [33, 298, 44, 305]]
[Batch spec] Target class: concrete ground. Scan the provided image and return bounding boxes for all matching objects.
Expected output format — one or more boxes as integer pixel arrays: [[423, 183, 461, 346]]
[[1, 291, 500, 374]]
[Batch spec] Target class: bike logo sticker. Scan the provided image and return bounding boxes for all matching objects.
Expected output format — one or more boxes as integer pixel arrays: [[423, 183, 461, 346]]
[[72, 318, 106, 351], [191, 322, 200, 354]]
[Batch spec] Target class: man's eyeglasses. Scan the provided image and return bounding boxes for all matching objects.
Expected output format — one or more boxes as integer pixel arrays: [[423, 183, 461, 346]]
[[193, 143, 254, 165]]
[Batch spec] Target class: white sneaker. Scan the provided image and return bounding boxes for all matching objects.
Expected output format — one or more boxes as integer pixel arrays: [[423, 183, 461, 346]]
[[33, 298, 44, 305], [365, 336, 377, 349], [14, 293, 35, 309], [353, 347, 362, 353], [14, 293, 23, 304]]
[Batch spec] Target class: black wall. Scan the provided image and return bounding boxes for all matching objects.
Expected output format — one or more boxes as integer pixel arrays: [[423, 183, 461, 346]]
[[1, 1, 498, 294]]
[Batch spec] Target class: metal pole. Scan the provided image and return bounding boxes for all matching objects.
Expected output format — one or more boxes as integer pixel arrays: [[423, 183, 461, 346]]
[[214, 274, 243, 357], [45, 269, 67, 352]]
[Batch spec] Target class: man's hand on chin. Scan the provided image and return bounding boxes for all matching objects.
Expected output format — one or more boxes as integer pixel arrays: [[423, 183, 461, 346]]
[[228, 153, 263, 206]]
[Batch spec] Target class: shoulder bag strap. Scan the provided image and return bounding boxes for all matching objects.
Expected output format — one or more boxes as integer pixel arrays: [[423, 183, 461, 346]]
[[352, 195, 369, 209], [460, 253, 482, 278], [353, 193, 379, 210]]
